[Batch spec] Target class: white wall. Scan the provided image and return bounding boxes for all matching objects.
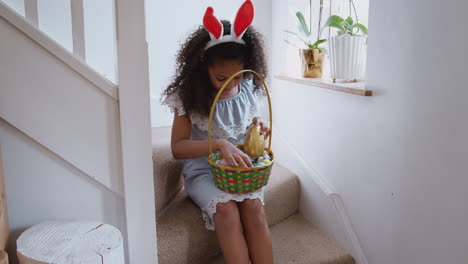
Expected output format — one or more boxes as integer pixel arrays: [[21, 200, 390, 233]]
[[0, 119, 127, 264], [271, 0, 468, 263], [148, 0, 272, 127], [83, 0, 117, 83], [37, 0, 73, 52], [2, 0, 23, 15]]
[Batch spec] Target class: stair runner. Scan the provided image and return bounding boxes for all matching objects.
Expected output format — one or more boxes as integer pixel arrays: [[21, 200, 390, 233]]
[[152, 127, 354, 264]]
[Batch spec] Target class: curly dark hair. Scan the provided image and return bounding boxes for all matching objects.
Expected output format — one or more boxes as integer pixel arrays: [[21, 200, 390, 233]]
[[162, 20, 268, 117]]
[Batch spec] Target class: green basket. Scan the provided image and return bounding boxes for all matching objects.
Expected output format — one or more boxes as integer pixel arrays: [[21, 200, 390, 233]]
[[207, 70, 274, 194]]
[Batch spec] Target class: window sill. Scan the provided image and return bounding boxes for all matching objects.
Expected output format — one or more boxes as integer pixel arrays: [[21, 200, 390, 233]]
[[274, 74, 373, 96]]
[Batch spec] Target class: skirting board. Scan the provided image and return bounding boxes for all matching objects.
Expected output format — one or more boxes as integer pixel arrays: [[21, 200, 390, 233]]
[[272, 129, 368, 264]]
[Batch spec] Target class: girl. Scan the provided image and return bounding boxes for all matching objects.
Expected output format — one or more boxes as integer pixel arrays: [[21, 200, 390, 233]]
[[162, 1, 273, 263]]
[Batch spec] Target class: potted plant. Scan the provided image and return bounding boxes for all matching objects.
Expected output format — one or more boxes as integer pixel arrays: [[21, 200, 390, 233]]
[[285, 10, 327, 78], [322, 3, 368, 82]]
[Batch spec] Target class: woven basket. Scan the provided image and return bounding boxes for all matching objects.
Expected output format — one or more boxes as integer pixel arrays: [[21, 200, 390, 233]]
[[208, 70, 274, 194]]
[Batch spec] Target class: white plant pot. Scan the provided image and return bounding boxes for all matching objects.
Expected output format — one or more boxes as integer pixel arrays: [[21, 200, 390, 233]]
[[329, 35, 367, 82]]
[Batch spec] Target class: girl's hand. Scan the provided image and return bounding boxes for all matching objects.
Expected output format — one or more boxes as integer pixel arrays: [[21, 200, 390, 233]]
[[247, 117, 270, 138], [215, 139, 253, 168]]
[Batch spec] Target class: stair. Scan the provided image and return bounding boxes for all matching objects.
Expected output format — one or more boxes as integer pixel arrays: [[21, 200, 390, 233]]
[[152, 127, 184, 214], [152, 127, 355, 264], [209, 213, 355, 264]]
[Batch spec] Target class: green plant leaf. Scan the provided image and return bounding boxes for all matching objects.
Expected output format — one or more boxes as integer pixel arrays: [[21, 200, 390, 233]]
[[353, 23, 368, 34], [322, 15, 344, 28], [284, 39, 301, 49], [345, 16, 354, 27], [312, 39, 327, 47], [329, 22, 346, 32], [296, 11, 311, 37], [321, 15, 345, 35], [284, 30, 301, 37], [341, 21, 352, 32], [318, 47, 328, 54], [284, 30, 311, 46]]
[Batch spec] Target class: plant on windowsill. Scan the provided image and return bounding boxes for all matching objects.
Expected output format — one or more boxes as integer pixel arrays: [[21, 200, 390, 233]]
[[284, 10, 327, 78], [321, 1, 369, 82]]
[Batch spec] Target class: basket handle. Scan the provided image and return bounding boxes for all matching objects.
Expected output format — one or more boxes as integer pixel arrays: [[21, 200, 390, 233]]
[[208, 70, 273, 155]]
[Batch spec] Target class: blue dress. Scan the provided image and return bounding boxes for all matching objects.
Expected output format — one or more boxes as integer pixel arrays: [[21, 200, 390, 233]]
[[162, 79, 265, 230]]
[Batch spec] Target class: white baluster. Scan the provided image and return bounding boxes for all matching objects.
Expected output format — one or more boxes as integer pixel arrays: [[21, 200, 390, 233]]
[[24, 0, 38, 26], [71, 0, 86, 61]]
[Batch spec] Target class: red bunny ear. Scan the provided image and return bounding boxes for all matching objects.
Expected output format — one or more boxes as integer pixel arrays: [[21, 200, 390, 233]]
[[233, 0, 254, 38], [203, 7, 223, 40]]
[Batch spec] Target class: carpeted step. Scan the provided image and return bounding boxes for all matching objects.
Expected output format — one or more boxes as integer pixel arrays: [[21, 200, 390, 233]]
[[209, 213, 355, 264], [157, 163, 300, 264], [152, 126, 184, 214]]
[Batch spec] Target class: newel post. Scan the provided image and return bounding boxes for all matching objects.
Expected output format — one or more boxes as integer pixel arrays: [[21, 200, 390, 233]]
[[114, 0, 158, 263]]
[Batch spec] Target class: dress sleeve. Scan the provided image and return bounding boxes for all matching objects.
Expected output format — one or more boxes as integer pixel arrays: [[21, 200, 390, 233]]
[[162, 92, 186, 116]]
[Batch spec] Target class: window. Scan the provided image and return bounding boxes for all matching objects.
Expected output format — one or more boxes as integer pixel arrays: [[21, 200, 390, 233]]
[[281, 0, 370, 92]]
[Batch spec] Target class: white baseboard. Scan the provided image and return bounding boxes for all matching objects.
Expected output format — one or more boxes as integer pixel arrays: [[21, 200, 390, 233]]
[[273, 129, 368, 264], [329, 193, 368, 264]]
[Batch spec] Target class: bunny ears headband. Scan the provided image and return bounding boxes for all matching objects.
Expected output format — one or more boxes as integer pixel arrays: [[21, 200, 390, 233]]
[[203, 0, 255, 50]]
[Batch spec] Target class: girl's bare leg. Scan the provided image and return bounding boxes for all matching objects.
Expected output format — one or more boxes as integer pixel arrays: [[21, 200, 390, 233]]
[[214, 201, 250, 264], [238, 199, 274, 264]]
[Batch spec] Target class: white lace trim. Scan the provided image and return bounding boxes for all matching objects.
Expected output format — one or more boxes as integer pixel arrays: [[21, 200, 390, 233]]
[[161, 85, 263, 139], [161, 92, 186, 116], [191, 105, 258, 140], [202, 188, 265, 231]]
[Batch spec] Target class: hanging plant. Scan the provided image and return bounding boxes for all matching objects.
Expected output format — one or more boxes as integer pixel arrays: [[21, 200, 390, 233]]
[[321, 0, 369, 82], [321, 15, 368, 36]]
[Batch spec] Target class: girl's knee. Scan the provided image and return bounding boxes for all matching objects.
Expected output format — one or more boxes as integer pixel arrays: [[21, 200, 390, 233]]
[[239, 199, 266, 224], [213, 201, 240, 226]]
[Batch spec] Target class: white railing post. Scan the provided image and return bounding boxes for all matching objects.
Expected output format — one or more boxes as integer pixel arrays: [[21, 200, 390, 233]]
[[71, 0, 86, 61], [114, 0, 158, 263], [24, 0, 38, 26]]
